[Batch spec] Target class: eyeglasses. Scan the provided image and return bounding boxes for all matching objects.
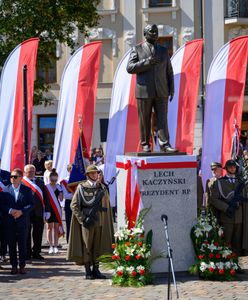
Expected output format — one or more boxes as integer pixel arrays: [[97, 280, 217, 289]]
[[10, 175, 20, 179]]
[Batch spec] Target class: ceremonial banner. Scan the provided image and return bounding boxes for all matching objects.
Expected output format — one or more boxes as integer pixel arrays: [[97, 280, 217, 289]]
[[104, 49, 140, 206], [0, 38, 39, 171], [168, 39, 203, 154], [202, 36, 248, 188], [53, 42, 102, 181]]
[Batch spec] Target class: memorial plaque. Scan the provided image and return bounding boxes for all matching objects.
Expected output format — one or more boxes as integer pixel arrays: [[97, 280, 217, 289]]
[[116, 155, 197, 273]]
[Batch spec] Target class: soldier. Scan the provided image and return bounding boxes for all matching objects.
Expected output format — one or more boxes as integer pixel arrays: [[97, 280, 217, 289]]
[[210, 159, 245, 254], [67, 165, 113, 279], [205, 162, 222, 217]]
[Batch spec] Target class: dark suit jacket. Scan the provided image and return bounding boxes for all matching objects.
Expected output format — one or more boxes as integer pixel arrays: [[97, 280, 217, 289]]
[[0, 169, 11, 186], [126, 42, 174, 98], [24, 178, 51, 218], [0, 184, 34, 226]]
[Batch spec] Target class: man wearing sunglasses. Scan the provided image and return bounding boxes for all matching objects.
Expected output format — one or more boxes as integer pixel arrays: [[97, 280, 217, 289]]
[[0, 168, 33, 275]]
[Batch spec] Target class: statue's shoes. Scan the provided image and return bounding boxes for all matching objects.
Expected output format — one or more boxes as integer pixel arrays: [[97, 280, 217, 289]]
[[142, 145, 151, 152], [161, 146, 178, 153]]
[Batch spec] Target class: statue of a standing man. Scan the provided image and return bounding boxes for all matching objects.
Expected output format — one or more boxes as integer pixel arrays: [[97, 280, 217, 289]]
[[127, 24, 177, 153]]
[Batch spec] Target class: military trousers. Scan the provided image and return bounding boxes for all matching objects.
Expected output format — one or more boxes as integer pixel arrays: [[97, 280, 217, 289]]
[[137, 97, 169, 146], [81, 225, 101, 264], [222, 222, 242, 254]]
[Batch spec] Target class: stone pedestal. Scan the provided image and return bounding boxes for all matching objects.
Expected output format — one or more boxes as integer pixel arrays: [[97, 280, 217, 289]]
[[116, 154, 197, 273]]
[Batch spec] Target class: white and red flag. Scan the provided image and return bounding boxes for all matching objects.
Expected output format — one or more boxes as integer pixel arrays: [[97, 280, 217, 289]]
[[0, 38, 39, 171], [202, 36, 248, 187], [168, 39, 203, 154], [104, 49, 140, 206], [53, 42, 102, 181]]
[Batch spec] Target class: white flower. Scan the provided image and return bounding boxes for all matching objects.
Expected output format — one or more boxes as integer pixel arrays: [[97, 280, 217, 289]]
[[126, 266, 135, 273], [199, 262, 208, 272], [125, 247, 135, 255], [208, 243, 217, 252], [204, 224, 212, 232], [132, 227, 144, 234], [209, 261, 216, 269], [117, 266, 125, 272], [222, 249, 232, 258], [216, 262, 224, 270], [194, 227, 203, 237], [136, 265, 145, 271]]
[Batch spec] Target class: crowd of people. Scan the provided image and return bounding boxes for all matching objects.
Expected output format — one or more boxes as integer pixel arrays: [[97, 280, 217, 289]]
[[0, 145, 113, 278]]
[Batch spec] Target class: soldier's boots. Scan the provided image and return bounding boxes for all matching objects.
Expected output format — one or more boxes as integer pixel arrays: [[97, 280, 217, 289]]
[[92, 264, 106, 279], [85, 263, 93, 280]]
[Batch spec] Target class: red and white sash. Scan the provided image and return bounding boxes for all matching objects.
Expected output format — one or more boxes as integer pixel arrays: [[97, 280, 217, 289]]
[[22, 176, 45, 208], [60, 179, 68, 191], [45, 184, 64, 237], [0, 181, 4, 192]]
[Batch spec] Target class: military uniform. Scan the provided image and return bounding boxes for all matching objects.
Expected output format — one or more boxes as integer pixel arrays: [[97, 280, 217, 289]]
[[210, 176, 244, 253], [67, 172, 113, 279]]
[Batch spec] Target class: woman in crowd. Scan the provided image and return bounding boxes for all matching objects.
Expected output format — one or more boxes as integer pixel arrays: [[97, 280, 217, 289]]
[[45, 169, 63, 254], [43, 160, 53, 185], [33, 151, 46, 176]]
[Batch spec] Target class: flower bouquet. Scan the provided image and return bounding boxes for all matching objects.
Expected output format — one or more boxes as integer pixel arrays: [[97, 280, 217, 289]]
[[99, 208, 156, 287], [189, 209, 240, 280]]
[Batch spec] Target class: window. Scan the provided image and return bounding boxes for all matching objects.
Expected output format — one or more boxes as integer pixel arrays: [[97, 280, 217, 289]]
[[149, 0, 172, 8], [100, 119, 109, 142], [158, 36, 173, 57], [37, 60, 57, 84], [38, 115, 57, 152]]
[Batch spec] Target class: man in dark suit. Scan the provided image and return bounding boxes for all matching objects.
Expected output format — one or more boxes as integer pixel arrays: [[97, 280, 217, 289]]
[[0, 168, 33, 274], [23, 164, 51, 260], [127, 24, 176, 153]]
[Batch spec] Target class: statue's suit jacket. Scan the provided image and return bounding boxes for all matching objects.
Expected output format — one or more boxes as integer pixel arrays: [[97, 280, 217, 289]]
[[126, 42, 174, 99]]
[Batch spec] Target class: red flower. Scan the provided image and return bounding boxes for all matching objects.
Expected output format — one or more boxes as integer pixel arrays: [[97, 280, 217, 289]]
[[111, 244, 116, 249], [117, 271, 123, 276], [231, 252, 237, 258], [135, 255, 141, 260], [125, 255, 131, 261], [138, 242, 143, 247], [218, 269, 225, 275], [208, 253, 214, 259], [215, 254, 221, 259], [131, 271, 137, 277], [140, 233, 144, 238], [203, 241, 208, 245], [208, 267, 215, 273], [230, 269, 236, 276], [112, 255, 120, 260], [227, 255, 231, 260], [214, 242, 219, 247], [139, 269, 145, 275], [125, 242, 131, 247], [198, 255, 205, 260]]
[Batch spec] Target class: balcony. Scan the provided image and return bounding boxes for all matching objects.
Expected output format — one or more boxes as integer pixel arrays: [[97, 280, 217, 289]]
[[225, 0, 248, 25]]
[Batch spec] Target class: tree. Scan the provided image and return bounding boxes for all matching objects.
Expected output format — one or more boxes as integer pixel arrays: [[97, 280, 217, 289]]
[[0, 0, 100, 105]]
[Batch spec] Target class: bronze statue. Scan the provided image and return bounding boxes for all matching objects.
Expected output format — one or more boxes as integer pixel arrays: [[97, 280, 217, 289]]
[[126, 24, 177, 153]]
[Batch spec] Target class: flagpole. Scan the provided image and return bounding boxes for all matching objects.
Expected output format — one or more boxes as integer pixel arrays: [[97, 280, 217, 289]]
[[23, 64, 29, 165], [200, 0, 205, 127]]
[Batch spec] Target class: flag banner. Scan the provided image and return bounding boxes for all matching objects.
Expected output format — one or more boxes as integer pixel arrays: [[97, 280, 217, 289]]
[[68, 130, 89, 189], [202, 36, 248, 188], [168, 39, 203, 154], [104, 49, 140, 206], [0, 38, 39, 171], [53, 42, 102, 181]]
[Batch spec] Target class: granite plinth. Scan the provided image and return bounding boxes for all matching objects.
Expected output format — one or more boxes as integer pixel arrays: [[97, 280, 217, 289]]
[[126, 151, 187, 156], [116, 154, 197, 273]]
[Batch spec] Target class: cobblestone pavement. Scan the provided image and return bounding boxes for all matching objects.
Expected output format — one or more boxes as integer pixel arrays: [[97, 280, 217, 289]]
[[0, 230, 248, 299]]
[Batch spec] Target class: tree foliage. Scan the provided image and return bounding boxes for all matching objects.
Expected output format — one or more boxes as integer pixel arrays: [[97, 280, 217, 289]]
[[0, 0, 100, 105]]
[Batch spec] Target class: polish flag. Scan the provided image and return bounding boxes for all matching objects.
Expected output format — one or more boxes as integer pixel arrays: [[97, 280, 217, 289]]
[[168, 39, 203, 154], [0, 38, 39, 171], [202, 36, 248, 188], [53, 42, 102, 181], [104, 49, 140, 206]]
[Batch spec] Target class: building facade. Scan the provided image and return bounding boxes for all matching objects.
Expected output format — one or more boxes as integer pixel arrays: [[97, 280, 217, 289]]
[[32, 0, 248, 154]]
